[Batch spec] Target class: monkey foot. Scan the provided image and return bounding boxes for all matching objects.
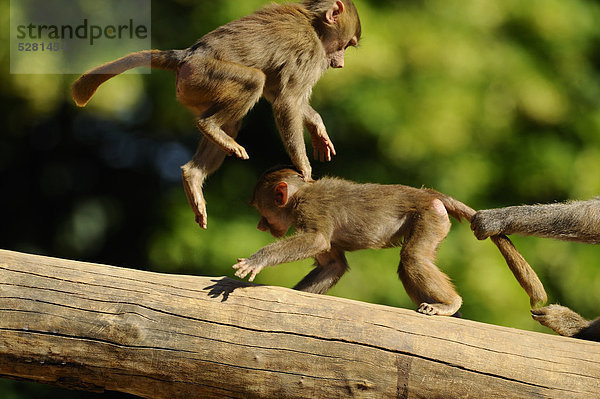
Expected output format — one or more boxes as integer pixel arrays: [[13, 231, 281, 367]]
[[417, 302, 461, 316], [226, 143, 249, 160], [189, 203, 208, 230], [181, 171, 208, 229], [194, 210, 208, 229]]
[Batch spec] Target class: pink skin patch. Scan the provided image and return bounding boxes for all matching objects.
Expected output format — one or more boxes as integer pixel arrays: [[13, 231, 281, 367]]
[[431, 198, 448, 216]]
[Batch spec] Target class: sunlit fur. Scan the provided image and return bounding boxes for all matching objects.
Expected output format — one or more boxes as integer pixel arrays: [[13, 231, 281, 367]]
[[71, 1, 361, 229], [234, 168, 545, 316], [473, 198, 600, 341]]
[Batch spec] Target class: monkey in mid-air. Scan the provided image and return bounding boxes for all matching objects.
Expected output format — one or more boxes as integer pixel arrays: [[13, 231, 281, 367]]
[[232, 167, 547, 316], [472, 198, 600, 341], [72, 0, 361, 229]]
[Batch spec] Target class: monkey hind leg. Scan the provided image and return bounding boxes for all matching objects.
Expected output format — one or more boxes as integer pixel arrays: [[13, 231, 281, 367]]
[[196, 117, 249, 160], [294, 248, 348, 295], [181, 122, 241, 228], [176, 57, 266, 159], [398, 199, 462, 316], [399, 259, 462, 316]]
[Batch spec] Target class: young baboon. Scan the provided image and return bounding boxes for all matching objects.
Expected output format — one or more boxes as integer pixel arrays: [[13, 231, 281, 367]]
[[232, 167, 547, 316], [72, 0, 361, 229], [472, 198, 600, 341]]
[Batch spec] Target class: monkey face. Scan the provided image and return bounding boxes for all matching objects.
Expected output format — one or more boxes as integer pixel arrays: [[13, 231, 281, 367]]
[[327, 49, 345, 68], [325, 36, 358, 69], [256, 210, 292, 238]]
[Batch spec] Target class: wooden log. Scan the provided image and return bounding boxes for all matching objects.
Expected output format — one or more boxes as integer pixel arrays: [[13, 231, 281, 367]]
[[0, 249, 598, 398]]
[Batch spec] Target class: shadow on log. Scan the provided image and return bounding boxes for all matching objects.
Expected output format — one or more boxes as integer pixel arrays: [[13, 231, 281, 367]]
[[0, 249, 598, 398]]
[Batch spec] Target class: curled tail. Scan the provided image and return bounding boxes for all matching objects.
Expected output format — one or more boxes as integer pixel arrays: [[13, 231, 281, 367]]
[[426, 189, 548, 308], [72, 49, 185, 107]]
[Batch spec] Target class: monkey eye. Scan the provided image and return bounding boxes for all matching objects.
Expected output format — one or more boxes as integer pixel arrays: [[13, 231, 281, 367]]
[[345, 37, 358, 49]]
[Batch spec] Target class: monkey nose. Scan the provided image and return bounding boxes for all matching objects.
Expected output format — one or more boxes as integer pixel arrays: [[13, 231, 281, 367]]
[[257, 223, 268, 232], [331, 60, 344, 69]]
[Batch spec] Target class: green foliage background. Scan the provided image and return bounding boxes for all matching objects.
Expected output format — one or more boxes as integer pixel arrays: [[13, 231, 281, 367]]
[[1, 0, 599, 397]]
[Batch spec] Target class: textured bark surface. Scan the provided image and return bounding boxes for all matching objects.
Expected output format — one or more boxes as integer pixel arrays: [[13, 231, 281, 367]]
[[0, 249, 598, 398]]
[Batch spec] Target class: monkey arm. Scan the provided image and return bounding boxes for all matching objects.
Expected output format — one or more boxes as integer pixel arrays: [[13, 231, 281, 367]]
[[302, 104, 336, 162], [272, 95, 313, 179], [233, 232, 331, 282], [471, 199, 600, 244]]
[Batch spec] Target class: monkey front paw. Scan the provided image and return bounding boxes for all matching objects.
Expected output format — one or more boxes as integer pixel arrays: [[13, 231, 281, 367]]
[[297, 165, 314, 182], [301, 174, 315, 182], [306, 113, 335, 162], [310, 133, 336, 163], [232, 258, 264, 282]]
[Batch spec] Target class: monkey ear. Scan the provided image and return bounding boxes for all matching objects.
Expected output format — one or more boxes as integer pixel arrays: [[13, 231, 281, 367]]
[[274, 182, 289, 207], [326, 0, 345, 25]]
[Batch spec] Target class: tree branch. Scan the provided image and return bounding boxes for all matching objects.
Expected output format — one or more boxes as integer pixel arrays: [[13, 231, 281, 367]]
[[0, 249, 598, 398]]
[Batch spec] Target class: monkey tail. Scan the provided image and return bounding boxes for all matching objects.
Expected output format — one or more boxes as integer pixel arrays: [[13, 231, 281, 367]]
[[72, 49, 185, 107], [429, 189, 548, 308], [490, 235, 547, 308], [423, 189, 476, 222]]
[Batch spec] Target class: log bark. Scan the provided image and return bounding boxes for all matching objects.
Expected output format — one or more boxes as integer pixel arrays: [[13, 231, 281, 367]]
[[0, 249, 598, 398]]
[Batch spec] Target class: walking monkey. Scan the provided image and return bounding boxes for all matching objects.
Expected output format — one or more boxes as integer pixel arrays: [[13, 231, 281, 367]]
[[233, 168, 547, 316]]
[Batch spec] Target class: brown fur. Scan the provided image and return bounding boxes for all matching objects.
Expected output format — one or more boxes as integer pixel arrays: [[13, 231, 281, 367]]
[[532, 305, 599, 342], [472, 198, 600, 244], [233, 168, 546, 316], [72, 50, 184, 107], [72, 1, 361, 229], [472, 198, 600, 341]]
